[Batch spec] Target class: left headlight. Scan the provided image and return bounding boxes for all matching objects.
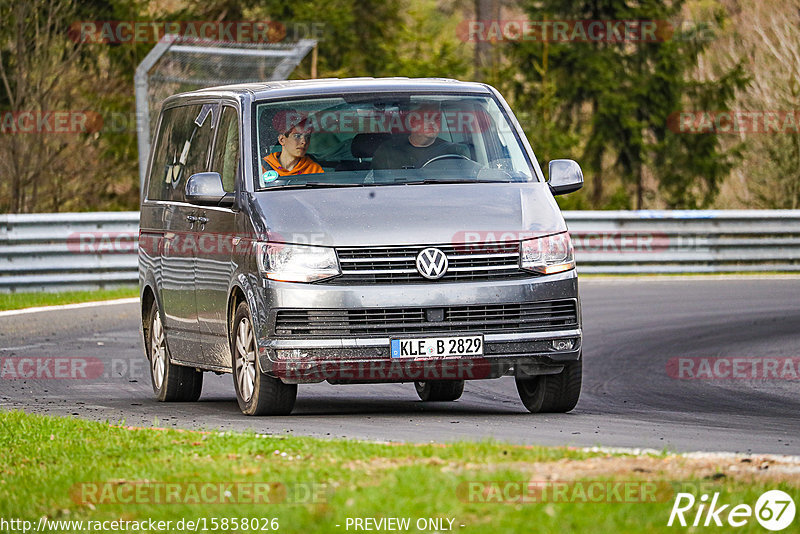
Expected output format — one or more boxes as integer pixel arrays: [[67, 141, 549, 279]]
[[520, 231, 575, 275], [256, 242, 341, 283]]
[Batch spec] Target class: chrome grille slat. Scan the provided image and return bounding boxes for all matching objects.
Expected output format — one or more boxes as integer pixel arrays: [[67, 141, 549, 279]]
[[274, 299, 578, 337], [339, 268, 419, 274], [281, 315, 571, 329], [447, 264, 521, 272], [332, 241, 527, 284], [339, 256, 417, 263]]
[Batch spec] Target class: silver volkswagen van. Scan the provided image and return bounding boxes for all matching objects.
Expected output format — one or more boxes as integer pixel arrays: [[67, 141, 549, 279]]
[[139, 78, 584, 415]]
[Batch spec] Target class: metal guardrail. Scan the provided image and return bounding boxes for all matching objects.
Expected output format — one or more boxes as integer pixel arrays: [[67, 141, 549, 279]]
[[0, 212, 140, 292], [2, 210, 799, 291], [567, 210, 800, 274]]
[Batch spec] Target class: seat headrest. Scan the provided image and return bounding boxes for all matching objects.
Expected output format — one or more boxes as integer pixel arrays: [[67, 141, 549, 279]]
[[258, 110, 280, 155], [351, 133, 392, 159]]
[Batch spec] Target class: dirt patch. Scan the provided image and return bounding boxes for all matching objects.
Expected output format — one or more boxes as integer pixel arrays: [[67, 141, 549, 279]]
[[460, 453, 800, 485]]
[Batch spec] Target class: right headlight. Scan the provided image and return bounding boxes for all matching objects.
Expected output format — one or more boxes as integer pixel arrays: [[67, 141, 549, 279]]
[[520, 231, 575, 275], [256, 242, 341, 283]]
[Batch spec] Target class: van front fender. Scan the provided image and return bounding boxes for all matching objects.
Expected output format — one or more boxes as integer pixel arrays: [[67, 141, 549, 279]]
[[230, 272, 274, 375]]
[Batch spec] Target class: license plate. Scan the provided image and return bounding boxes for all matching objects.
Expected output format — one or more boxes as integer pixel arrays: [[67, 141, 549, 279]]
[[390, 335, 484, 358]]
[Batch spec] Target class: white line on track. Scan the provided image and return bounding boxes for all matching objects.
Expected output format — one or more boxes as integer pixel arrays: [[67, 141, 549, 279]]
[[580, 274, 800, 282], [0, 297, 139, 317]]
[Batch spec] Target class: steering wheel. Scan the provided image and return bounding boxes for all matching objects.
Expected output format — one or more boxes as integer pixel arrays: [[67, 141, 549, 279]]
[[421, 153, 472, 168]]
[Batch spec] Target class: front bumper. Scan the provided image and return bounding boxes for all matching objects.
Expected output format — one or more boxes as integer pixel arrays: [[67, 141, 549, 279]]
[[255, 270, 581, 383]]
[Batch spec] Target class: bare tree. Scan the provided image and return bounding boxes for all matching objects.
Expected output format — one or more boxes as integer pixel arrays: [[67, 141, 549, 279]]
[[473, 0, 499, 81], [711, 0, 800, 208], [0, 0, 90, 213]]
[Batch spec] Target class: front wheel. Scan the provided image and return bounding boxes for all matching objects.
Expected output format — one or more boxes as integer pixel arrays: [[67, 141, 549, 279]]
[[414, 380, 465, 402], [515, 358, 582, 413], [231, 302, 297, 415], [147, 300, 203, 402]]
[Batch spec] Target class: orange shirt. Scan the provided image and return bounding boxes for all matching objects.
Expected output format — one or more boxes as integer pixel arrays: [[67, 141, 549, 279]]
[[262, 152, 324, 176]]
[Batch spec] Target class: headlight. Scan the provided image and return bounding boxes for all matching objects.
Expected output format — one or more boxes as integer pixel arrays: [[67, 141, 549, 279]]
[[520, 231, 575, 275], [256, 242, 340, 282]]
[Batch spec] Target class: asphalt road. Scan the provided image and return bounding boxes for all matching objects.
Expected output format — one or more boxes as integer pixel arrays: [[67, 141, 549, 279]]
[[2, 278, 799, 455]]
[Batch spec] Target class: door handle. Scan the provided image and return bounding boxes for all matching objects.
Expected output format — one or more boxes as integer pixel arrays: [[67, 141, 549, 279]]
[[186, 215, 197, 222], [197, 216, 209, 224]]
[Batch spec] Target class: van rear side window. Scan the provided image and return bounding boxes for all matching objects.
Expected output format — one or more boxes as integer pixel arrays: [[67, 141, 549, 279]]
[[212, 107, 240, 193], [147, 103, 217, 201]]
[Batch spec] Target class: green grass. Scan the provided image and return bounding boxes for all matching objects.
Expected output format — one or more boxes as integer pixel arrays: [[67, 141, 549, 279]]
[[0, 286, 138, 311], [0, 411, 796, 533]]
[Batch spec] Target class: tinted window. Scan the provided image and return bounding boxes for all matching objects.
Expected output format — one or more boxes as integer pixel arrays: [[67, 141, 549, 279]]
[[147, 103, 217, 201], [211, 107, 240, 193], [146, 107, 175, 201]]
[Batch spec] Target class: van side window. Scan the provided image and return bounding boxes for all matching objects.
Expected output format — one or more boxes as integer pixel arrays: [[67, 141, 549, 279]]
[[147, 103, 216, 202], [212, 107, 240, 193], [146, 106, 176, 201]]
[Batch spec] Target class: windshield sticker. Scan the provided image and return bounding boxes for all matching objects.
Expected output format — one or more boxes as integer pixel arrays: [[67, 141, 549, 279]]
[[261, 170, 279, 186], [195, 104, 213, 127]]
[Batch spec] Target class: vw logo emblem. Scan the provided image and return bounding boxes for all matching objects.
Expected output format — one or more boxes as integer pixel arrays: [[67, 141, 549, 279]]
[[416, 248, 449, 280]]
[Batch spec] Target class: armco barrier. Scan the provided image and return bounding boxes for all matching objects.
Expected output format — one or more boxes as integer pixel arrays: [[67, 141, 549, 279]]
[[1, 210, 799, 292], [566, 210, 800, 274], [0, 212, 140, 292]]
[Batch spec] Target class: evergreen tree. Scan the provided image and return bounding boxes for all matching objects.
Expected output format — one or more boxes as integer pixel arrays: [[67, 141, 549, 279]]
[[506, 0, 747, 208]]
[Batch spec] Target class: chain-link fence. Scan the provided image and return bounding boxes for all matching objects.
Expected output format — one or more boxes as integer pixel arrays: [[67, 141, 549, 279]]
[[135, 35, 317, 193]]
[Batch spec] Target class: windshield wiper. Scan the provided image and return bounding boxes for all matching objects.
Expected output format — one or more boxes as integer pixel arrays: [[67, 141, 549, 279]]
[[401, 179, 509, 185], [264, 179, 511, 190], [267, 182, 368, 190]]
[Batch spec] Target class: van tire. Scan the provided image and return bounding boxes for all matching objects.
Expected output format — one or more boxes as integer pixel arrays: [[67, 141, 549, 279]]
[[515, 358, 581, 413], [414, 380, 465, 402], [147, 300, 203, 402], [232, 302, 296, 415]]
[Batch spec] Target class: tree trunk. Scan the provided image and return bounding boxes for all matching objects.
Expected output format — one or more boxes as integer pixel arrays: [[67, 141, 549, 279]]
[[473, 0, 495, 81], [635, 165, 643, 210]]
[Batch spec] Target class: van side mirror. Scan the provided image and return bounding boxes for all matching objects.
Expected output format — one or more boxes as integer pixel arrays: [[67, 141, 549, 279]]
[[185, 172, 235, 207], [548, 159, 584, 195]]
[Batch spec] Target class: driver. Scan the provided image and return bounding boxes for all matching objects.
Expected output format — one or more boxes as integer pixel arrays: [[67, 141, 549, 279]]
[[371, 103, 469, 170]]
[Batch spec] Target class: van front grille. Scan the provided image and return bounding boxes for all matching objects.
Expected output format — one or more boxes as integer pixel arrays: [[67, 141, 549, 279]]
[[330, 242, 530, 284], [273, 299, 578, 337]]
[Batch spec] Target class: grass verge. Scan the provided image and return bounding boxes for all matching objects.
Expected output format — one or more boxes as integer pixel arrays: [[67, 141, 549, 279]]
[[0, 411, 798, 533], [0, 286, 138, 311]]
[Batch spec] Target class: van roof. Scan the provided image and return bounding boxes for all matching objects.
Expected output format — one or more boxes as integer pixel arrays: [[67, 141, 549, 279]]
[[168, 77, 494, 103]]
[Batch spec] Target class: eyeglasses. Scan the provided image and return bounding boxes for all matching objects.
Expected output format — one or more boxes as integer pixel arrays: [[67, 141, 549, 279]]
[[286, 133, 312, 142]]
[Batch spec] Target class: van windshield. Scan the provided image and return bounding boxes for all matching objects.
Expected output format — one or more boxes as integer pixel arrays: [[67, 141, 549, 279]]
[[252, 93, 538, 190]]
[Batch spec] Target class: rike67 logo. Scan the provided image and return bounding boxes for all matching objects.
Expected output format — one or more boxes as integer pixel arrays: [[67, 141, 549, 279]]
[[668, 490, 795, 531]]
